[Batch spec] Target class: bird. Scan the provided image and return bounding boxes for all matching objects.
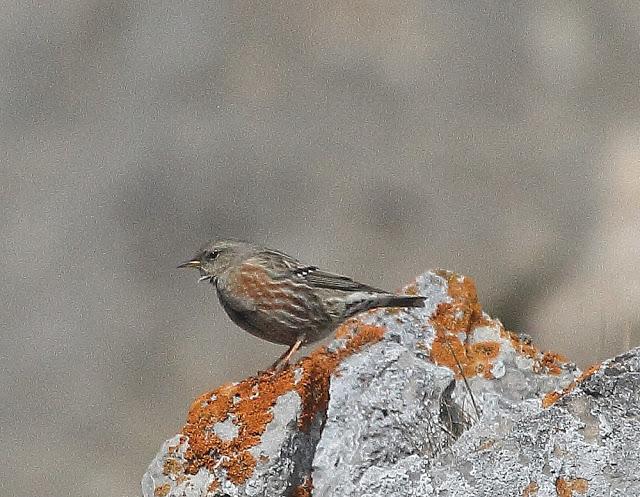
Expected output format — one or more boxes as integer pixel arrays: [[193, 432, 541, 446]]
[[178, 240, 425, 370]]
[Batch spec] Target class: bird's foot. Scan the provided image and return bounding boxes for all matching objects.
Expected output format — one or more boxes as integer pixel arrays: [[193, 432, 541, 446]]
[[261, 335, 306, 376]]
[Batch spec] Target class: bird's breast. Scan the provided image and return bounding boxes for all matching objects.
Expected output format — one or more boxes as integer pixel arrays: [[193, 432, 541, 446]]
[[214, 263, 334, 344]]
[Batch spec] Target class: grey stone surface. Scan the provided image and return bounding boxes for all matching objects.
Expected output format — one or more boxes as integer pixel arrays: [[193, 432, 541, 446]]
[[143, 271, 639, 496], [430, 349, 640, 497]]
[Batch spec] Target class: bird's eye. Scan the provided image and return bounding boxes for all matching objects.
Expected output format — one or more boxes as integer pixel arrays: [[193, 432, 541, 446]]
[[205, 250, 219, 260]]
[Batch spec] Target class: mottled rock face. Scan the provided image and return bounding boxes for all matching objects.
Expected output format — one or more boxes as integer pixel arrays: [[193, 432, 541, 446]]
[[142, 271, 639, 497]]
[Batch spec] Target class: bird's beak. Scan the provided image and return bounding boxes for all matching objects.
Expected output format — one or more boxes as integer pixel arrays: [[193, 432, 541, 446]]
[[177, 259, 201, 269]]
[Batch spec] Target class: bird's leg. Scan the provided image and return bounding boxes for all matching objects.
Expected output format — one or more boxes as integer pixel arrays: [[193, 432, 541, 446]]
[[270, 335, 305, 371]]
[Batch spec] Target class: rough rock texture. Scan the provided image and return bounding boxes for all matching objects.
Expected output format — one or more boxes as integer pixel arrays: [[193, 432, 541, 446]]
[[142, 271, 640, 497]]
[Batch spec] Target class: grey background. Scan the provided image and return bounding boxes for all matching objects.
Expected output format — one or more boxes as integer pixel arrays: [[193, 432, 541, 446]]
[[1, 2, 639, 496]]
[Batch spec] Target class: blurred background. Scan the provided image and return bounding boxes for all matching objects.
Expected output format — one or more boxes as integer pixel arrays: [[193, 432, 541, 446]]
[[1, 1, 639, 496]]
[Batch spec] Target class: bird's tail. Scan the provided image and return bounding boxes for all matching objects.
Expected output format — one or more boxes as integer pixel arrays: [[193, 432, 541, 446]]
[[344, 292, 425, 318], [373, 294, 426, 309]]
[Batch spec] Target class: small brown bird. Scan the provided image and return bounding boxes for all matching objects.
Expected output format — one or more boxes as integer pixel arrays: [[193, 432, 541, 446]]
[[178, 240, 425, 370]]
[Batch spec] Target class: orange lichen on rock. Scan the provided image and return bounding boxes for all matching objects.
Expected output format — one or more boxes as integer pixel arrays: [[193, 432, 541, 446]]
[[162, 458, 182, 476], [207, 480, 220, 493], [431, 272, 570, 380], [542, 390, 564, 409], [153, 484, 170, 497], [291, 476, 314, 497], [432, 271, 484, 336], [167, 436, 186, 455], [404, 283, 419, 296], [181, 322, 385, 485], [543, 364, 601, 408], [522, 481, 539, 496], [506, 331, 538, 360], [431, 272, 501, 379], [506, 331, 568, 376], [577, 364, 601, 382], [539, 351, 568, 375], [555, 477, 589, 496], [477, 438, 495, 451]]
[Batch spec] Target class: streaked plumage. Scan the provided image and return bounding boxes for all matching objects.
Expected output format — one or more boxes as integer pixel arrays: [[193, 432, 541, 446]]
[[179, 240, 425, 369]]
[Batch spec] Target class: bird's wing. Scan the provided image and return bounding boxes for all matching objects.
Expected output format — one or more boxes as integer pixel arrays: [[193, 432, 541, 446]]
[[257, 249, 385, 293], [257, 249, 306, 272], [293, 267, 385, 293]]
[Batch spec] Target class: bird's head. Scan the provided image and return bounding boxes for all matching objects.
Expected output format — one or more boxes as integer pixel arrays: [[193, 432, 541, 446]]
[[178, 239, 255, 283]]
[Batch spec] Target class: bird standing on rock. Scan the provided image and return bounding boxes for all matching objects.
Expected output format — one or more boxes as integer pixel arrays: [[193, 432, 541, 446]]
[[178, 240, 425, 370]]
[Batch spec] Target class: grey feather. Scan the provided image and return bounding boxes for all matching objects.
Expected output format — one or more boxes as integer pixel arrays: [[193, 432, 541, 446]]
[[344, 293, 426, 317], [292, 266, 385, 293]]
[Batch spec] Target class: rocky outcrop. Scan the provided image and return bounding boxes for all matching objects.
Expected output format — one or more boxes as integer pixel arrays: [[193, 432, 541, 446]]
[[142, 271, 639, 497]]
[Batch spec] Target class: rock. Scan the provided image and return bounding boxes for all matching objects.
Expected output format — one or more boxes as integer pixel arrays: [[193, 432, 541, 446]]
[[142, 270, 640, 497]]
